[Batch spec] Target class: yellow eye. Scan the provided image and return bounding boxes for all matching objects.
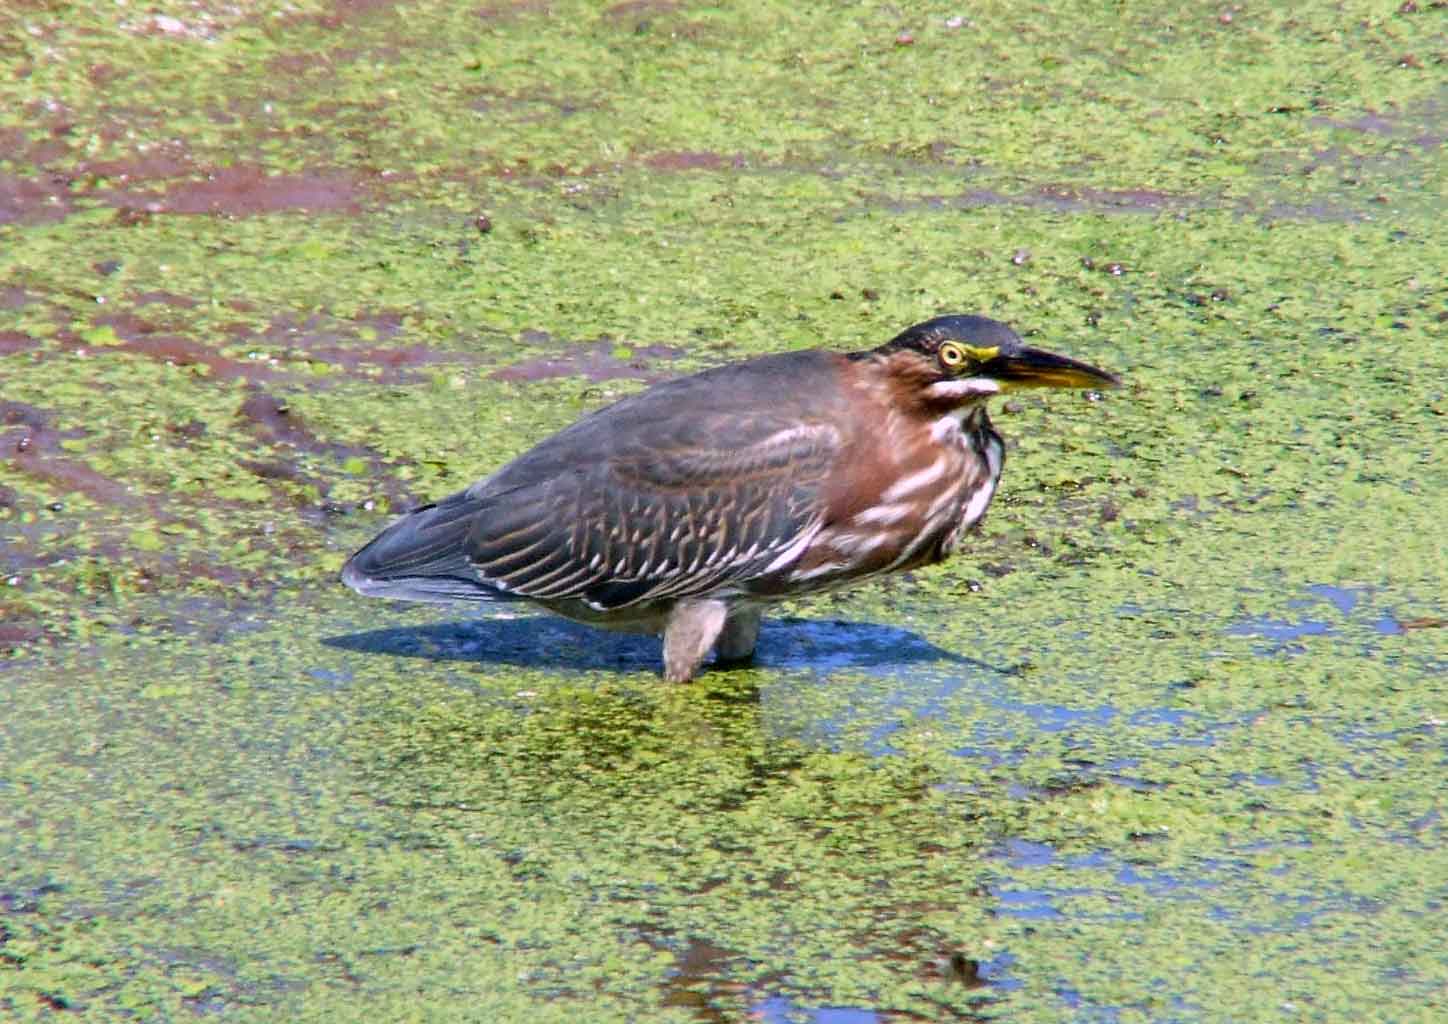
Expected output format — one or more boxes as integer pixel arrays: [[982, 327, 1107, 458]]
[[939, 342, 967, 368]]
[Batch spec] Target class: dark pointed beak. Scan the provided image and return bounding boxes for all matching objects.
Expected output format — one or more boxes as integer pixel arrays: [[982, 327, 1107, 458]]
[[982, 346, 1121, 391]]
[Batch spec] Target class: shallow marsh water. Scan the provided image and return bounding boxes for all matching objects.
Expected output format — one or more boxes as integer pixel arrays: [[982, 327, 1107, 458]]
[[2, 1, 1446, 1020]]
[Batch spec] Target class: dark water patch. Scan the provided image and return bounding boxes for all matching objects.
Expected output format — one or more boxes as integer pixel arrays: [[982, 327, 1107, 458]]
[[0, 882, 66, 914], [649, 928, 994, 1023], [2, 399, 139, 508], [654, 934, 750, 1022], [81, 147, 194, 185], [642, 150, 750, 172], [492, 336, 684, 383], [303, 666, 356, 692], [103, 592, 278, 646], [104, 165, 364, 217], [1295, 583, 1409, 636], [1335, 717, 1441, 755], [0, 171, 73, 225], [125, 333, 274, 381], [1226, 615, 1335, 642], [0, 619, 47, 652], [1031, 184, 1185, 212], [226, 310, 462, 384], [0, 330, 40, 355], [238, 457, 328, 490], [133, 290, 199, 309], [804, 674, 991, 759], [991, 853, 1217, 923], [315, 308, 405, 344], [879, 927, 996, 998], [0, 517, 82, 575], [307, 0, 407, 31], [1, 285, 35, 310], [1311, 112, 1403, 138], [476, 0, 562, 22], [599, 5, 718, 42], [1227, 584, 1417, 652], [750, 999, 883, 1023], [10, 103, 76, 162], [1111, 861, 1223, 898], [304, 342, 457, 381], [92, 310, 163, 337], [1300, 583, 1361, 615], [994, 699, 1118, 733], [268, 51, 334, 76], [234, 387, 419, 513], [1308, 107, 1445, 151], [1052, 988, 1137, 1022], [1252, 197, 1370, 223], [67, 327, 281, 383], [604, 0, 681, 21], [240, 310, 409, 348], [1274, 93, 1448, 210], [325, 615, 963, 678], [995, 838, 1056, 869], [772, 619, 980, 675], [767, 622, 1235, 766], [235, 389, 403, 493], [0, 125, 28, 162], [354, 310, 407, 341], [991, 886, 1078, 920], [240, 389, 348, 456], [53, 306, 284, 382], [231, 835, 327, 855]]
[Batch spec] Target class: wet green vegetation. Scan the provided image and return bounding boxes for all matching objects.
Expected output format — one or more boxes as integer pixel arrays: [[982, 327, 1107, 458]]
[[3, 1, 1446, 1020]]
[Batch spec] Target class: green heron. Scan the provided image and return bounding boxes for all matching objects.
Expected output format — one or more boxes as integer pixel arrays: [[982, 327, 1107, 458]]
[[343, 315, 1120, 681]]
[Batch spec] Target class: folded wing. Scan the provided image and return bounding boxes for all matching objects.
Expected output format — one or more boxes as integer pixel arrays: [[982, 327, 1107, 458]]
[[342, 353, 849, 610]]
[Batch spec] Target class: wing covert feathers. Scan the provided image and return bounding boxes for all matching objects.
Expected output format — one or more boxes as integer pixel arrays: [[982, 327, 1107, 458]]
[[342, 351, 852, 610]]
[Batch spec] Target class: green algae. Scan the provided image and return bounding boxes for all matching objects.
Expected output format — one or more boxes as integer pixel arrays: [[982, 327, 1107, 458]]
[[3, 0, 1447, 1020]]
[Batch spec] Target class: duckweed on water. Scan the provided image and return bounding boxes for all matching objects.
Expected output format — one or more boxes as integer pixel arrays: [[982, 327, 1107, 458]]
[[3, 1, 1445, 1020]]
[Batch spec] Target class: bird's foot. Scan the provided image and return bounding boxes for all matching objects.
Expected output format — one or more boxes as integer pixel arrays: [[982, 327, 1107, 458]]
[[662, 599, 729, 682], [714, 607, 762, 664]]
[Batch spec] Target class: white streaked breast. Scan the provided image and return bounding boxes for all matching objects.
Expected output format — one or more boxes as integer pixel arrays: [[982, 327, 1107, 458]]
[[925, 478, 966, 519], [984, 435, 1004, 478], [880, 457, 948, 502], [882, 521, 941, 571], [821, 529, 899, 558], [927, 378, 1000, 401], [961, 478, 996, 527], [931, 408, 969, 444], [762, 523, 821, 573], [754, 423, 839, 451], [792, 559, 853, 581], [852, 502, 913, 527]]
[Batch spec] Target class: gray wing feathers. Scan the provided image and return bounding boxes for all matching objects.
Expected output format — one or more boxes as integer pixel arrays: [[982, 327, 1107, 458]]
[[343, 350, 850, 610], [467, 419, 841, 610], [341, 488, 515, 603]]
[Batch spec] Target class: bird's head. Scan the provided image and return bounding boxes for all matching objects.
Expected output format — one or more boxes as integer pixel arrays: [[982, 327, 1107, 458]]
[[870, 314, 1121, 407]]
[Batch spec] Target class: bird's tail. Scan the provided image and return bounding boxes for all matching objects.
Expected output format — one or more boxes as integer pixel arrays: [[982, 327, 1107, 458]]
[[341, 489, 516, 604]]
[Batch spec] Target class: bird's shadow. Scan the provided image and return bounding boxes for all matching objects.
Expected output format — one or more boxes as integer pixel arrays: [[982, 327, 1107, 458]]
[[324, 614, 994, 677]]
